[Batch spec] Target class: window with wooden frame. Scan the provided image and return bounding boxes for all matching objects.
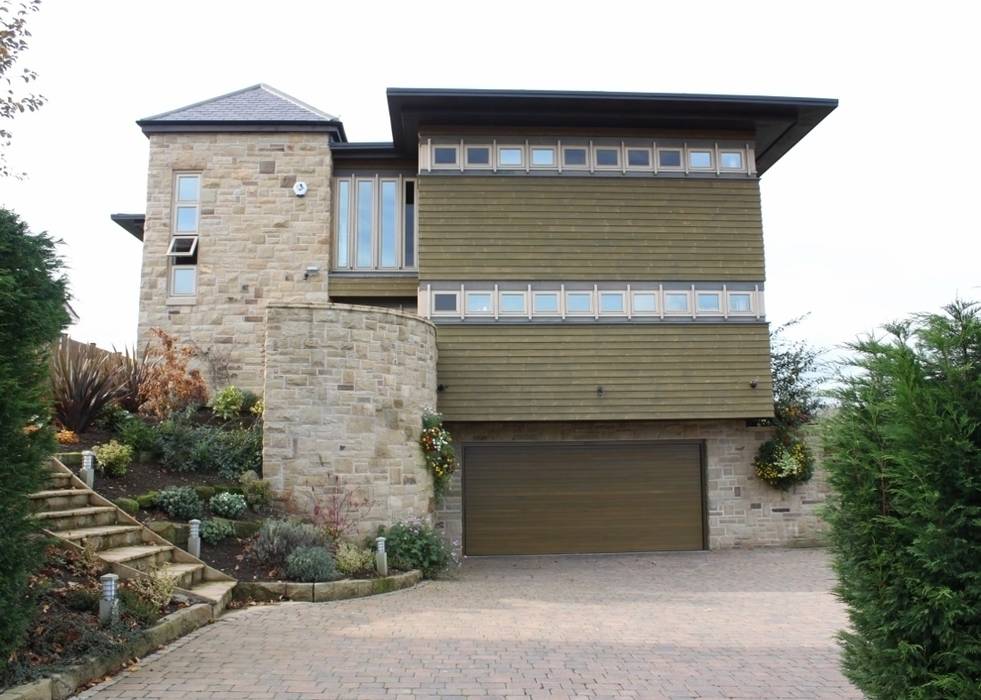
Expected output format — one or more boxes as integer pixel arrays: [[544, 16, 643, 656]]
[[664, 290, 691, 315], [498, 290, 527, 315], [333, 176, 418, 271], [432, 291, 459, 315], [727, 291, 754, 314]]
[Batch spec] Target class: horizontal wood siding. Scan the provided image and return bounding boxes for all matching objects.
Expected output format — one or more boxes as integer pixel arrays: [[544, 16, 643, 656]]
[[418, 177, 764, 280], [328, 275, 419, 298], [436, 323, 774, 421]]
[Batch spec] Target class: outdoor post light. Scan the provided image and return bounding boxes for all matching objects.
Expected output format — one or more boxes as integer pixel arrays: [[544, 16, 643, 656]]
[[80, 450, 95, 489], [188, 519, 201, 558], [99, 573, 119, 625], [375, 536, 388, 577]]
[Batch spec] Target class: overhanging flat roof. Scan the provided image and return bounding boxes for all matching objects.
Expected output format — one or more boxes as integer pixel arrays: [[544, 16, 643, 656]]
[[111, 213, 145, 241], [386, 88, 837, 175]]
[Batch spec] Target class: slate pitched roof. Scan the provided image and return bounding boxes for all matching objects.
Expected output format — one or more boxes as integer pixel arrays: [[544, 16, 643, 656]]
[[137, 84, 345, 139]]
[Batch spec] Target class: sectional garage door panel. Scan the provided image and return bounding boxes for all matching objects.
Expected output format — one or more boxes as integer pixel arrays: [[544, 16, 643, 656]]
[[463, 442, 704, 555]]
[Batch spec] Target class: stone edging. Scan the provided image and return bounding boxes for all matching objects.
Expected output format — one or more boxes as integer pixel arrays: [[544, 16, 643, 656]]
[[233, 569, 422, 603], [0, 604, 212, 700]]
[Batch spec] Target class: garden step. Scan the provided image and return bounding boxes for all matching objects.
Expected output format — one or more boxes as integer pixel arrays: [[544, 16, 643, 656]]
[[34, 506, 118, 530], [159, 562, 206, 589], [45, 472, 73, 488], [99, 544, 175, 572], [189, 580, 237, 615], [52, 524, 145, 551], [29, 489, 91, 512]]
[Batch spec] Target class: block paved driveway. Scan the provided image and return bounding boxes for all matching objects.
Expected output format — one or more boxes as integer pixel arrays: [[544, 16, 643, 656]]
[[78, 549, 859, 699]]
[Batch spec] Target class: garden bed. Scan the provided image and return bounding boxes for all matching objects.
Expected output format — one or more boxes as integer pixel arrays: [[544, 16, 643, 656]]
[[57, 453, 229, 502]]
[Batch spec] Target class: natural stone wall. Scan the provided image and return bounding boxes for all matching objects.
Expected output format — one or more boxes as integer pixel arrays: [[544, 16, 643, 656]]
[[437, 420, 830, 554], [263, 303, 437, 535], [138, 132, 332, 393]]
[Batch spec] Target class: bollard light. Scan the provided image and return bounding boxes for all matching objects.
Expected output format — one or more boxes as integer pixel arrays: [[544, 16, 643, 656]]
[[80, 450, 95, 489], [99, 573, 119, 625], [188, 519, 201, 558], [375, 536, 388, 577]]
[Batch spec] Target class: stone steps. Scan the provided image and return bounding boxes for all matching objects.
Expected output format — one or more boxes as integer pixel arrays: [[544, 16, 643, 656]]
[[34, 458, 237, 618]]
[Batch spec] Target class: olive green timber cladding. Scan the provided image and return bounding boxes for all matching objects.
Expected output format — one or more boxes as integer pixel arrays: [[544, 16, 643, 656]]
[[418, 177, 765, 281], [436, 323, 774, 421], [328, 275, 419, 298]]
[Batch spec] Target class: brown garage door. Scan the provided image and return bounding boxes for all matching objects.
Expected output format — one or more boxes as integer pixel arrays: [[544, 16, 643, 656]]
[[463, 441, 704, 555]]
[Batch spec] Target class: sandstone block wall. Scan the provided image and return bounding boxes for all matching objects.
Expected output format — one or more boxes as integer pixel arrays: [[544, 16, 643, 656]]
[[138, 132, 332, 392], [437, 420, 830, 554], [263, 303, 438, 535]]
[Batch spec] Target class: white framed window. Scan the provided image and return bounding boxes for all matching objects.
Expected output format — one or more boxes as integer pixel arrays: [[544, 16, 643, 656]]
[[465, 145, 491, 168], [696, 291, 722, 314], [632, 291, 658, 315], [728, 291, 754, 314], [565, 291, 593, 314], [497, 145, 524, 168], [533, 291, 560, 315], [626, 147, 653, 170], [599, 291, 626, 314], [719, 150, 745, 171], [432, 145, 459, 168], [499, 291, 527, 315], [530, 146, 556, 168], [562, 146, 588, 169], [166, 236, 198, 257], [432, 291, 459, 315], [465, 291, 493, 315], [593, 145, 620, 169], [171, 266, 196, 296], [333, 176, 417, 271], [657, 148, 683, 170], [688, 149, 713, 170], [173, 173, 200, 233], [664, 291, 691, 314]]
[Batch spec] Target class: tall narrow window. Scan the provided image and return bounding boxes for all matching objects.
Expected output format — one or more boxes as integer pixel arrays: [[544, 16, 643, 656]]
[[356, 180, 373, 268], [336, 180, 350, 267], [170, 173, 200, 296], [380, 180, 398, 267], [403, 181, 415, 268]]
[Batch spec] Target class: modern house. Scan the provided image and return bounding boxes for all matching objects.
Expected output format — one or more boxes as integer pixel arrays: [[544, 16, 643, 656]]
[[113, 84, 836, 556]]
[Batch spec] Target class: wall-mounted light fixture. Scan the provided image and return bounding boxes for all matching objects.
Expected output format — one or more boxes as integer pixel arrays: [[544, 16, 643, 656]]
[[437, 384, 448, 393], [596, 385, 605, 397], [750, 378, 759, 389], [303, 265, 320, 280]]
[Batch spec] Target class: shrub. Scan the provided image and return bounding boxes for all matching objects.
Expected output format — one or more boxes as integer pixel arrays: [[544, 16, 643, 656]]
[[824, 301, 981, 698], [93, 440, 133, 477], [127, 568, 175, 610], [209, 492, 247, 519], [242, 391, 262, 416], [155, 486, 203, 521], [55, 428, 78, 445], [114, 497, 139, 514], [156, 416, 261, 479], [49, 336, 124, 433], [239, 470, 272, 510], [212, 425, 262, 480], [285, 546, 336, 582], [249, 397, 264, 417], [91, 402, 131, 433], [382, 520, 452, 579], [211, 385, 245, 420], [111, 342, 152, 414], [335, 542, 375, 578], [139, 329, 209, 419], [119, 588, 160, 626], [252, 519, 327, 571], [118, 417, 159, 457], [200, 518, 235, 545], [311, 466, 369, 541]]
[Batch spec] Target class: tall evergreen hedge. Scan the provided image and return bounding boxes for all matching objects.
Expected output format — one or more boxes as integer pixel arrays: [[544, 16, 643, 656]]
[[0, 209, 69, 661], [824, 301, 981, 698]]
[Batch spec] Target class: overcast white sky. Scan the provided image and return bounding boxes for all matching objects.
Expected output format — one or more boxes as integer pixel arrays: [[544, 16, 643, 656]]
[[0, 0, 977, 357]]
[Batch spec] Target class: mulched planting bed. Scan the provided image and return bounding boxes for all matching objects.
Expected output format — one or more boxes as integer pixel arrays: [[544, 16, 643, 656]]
[[60, 455, 230, 501], [1, 545, 185, 692], [197, 537, 273, 582]]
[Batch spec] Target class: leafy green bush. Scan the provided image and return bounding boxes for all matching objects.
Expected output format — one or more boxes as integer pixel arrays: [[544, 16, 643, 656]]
[[200, 518, 235, 545], [209, 492, 246, 519], [119, 588, 160, 626], [211, 385, 245, 420], [241, 391, 261, 416], [239, 470, 272, 510], [92, 440, 133, 477], [285, 546, 336, 582], [155, 487, 203, 521], [252, 519, 326, 571], [92, 403, 131, 433], [156, 415, 261, 479], [824, 301, 981, 698], [126, 568, 174, 610], [382, 520, 452, 579], [118, 417, 159, 457], [335, 542, 375, 577]]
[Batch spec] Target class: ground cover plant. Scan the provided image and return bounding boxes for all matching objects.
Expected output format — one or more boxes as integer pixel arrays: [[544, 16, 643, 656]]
[[824, 301, 981, 699]]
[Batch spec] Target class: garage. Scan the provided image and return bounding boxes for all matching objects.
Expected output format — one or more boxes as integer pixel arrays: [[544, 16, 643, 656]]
[[463, 441, 705, 555]]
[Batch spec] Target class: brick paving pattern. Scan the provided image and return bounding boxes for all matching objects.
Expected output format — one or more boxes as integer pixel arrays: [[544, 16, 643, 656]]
[[77, 549, 860, 699]]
